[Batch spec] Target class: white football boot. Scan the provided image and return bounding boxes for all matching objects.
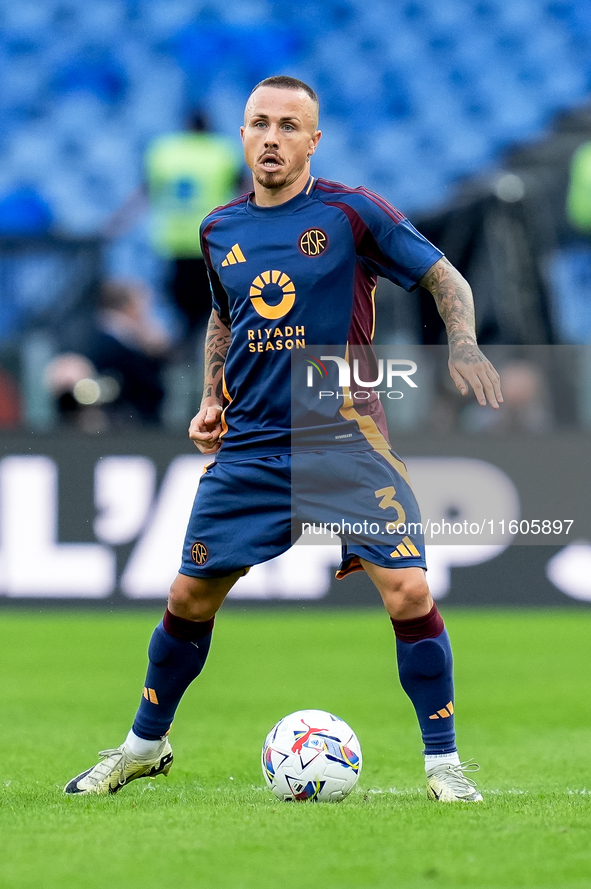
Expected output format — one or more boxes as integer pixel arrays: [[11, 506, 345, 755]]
[[64, 738, 173, 795], [426, 760, 482, 802]]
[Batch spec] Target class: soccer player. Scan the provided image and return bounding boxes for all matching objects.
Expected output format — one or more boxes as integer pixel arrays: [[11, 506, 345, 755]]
[[65, 76, 502, 802]]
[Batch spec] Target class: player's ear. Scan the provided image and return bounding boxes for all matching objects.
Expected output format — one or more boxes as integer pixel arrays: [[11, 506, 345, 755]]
[[308, 130, 321, 156], [240, 126, 245, 143]]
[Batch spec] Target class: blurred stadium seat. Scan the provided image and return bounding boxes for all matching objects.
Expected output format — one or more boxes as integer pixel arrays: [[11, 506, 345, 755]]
[[1, 0, 591, 427], [0, 0, 589, 240]]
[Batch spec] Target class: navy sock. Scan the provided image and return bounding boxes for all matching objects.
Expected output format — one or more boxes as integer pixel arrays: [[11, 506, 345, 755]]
[[132, 609, 214, 740], [392, 604, 457, 755]]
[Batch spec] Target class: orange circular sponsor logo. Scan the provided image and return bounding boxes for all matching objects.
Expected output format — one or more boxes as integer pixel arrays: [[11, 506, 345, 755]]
[[191, 542, 208, 565], [249, 269, 296, 320]]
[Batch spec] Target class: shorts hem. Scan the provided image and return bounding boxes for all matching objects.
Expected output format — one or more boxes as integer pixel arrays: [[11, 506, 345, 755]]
[[178, 566, 247, 579], [337, 552, 427, 579]]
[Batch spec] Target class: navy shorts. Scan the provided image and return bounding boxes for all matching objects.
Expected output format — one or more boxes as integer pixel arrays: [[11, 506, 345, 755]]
[[180, 450, 426, 579]]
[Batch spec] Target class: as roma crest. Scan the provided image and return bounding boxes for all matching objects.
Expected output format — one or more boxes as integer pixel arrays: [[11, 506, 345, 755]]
[[191, 541, 208, 565], [299, 228, 328, 257]]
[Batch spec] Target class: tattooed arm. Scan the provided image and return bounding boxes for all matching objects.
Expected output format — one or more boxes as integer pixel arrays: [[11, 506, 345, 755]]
[[419, 257, 503, 409], [189, 309, 232, 453]]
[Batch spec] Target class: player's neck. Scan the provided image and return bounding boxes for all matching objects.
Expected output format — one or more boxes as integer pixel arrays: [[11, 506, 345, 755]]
[[251, 169, 311, 207]]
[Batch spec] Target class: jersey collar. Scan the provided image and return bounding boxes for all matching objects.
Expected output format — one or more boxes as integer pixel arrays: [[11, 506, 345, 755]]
[[246, 176, 315, 217]]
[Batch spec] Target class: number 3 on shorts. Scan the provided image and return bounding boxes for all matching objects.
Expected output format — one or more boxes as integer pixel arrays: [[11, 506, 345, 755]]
[[375, 485, 407, 525]]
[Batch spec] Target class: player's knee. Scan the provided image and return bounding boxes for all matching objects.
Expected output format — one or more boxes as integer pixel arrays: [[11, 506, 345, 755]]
[[381, 572, 431, 619], [168, 575, 213, 620], [168, 571, 239, 621]]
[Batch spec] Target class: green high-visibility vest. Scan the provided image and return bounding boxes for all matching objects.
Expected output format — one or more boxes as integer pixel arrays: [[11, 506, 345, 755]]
[[567, 141, 591, 232], [145, 132, 241, 258]]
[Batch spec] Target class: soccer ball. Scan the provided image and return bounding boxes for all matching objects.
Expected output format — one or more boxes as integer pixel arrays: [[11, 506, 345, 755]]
[[261, 709, 362, 802]]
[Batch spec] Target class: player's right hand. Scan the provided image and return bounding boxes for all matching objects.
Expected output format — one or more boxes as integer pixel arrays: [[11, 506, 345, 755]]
[[189, 404, 224, 453]]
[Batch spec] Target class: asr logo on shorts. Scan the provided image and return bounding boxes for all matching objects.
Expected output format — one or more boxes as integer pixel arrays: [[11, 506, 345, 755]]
[[191, 541, 208, 566], [299, 228, 328, 256]]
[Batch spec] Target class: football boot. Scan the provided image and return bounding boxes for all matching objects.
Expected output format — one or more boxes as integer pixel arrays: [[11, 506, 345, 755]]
[[426, 759, 482, 802], [64, 739, 173, 795]]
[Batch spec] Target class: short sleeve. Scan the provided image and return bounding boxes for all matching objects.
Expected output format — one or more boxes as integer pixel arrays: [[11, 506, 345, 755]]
[[354, 191, 443, 291], [200, 222, 231, 324]]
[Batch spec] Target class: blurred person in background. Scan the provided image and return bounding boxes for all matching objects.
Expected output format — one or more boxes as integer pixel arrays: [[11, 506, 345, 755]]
[[567, 139, 591, 234], [0, 365, 21, 428], [428, 353, 555, 434], [459, 359, 554, 433], [56, 278, 171, 427], [106, 111, 243, 340], [44, 353, 108, 433]]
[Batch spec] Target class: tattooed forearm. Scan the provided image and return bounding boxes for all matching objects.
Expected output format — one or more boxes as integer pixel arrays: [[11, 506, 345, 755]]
[[420, 259, 503, 407], [419, 257, 478, 356], [202, 309, 232, 403]]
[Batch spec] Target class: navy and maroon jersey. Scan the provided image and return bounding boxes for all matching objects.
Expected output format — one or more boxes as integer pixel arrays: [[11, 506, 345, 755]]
[[200, 175, 442, 462]]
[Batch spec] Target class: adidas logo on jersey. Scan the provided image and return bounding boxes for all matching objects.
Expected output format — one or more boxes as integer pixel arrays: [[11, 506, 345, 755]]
[[390, 535, 421, 559], [221, 244, 246, 266]]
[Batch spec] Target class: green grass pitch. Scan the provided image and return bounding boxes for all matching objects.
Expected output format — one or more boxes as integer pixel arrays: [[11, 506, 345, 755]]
[[1, 608, 591, 888]]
